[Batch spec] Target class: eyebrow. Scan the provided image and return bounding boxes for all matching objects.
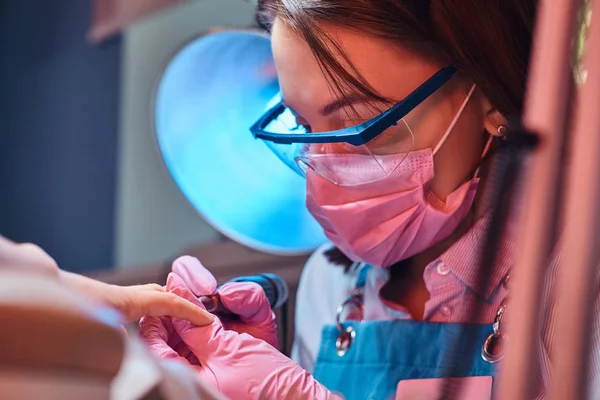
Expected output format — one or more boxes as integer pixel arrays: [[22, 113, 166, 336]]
[[283, 93, 372, 118], [319, 94, 372, 116]]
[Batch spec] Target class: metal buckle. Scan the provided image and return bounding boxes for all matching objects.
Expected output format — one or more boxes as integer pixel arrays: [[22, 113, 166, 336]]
[[336, 325, 356, 357], [482, 301, 508, 363], [334, 290, 364, 357]]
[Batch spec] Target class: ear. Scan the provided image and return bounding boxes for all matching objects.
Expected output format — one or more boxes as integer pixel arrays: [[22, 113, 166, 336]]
[[481, 97, 508, 137]]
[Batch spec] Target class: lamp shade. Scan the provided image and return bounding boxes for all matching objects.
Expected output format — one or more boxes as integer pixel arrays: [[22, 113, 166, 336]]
[[154, 30, 327, 254]]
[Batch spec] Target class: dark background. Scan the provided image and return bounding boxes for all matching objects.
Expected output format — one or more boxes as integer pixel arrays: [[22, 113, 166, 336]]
[[0, 0, 121, 273]]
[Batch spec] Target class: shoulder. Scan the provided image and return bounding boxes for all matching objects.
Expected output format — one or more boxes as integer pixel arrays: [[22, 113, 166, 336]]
[[297, 243, 356, 303]]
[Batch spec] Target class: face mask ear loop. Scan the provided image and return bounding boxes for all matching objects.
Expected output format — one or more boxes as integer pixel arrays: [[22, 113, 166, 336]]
[[432, 84, 477, 156], [473, 134, 494, 177]]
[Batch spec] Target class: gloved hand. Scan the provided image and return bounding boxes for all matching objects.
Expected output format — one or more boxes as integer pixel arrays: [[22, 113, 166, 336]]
[[140, 270, 341, 400], [170, 255, 278, 348]]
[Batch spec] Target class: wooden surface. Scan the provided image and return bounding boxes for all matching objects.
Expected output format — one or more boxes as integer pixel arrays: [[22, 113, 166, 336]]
[[90, 240, 308, 286]]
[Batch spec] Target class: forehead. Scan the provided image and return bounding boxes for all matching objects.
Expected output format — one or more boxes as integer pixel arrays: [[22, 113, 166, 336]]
[[270, 18, 442, 110]]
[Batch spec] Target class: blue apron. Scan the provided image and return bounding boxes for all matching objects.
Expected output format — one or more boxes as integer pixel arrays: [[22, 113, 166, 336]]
[[312, 266, 497, 400]]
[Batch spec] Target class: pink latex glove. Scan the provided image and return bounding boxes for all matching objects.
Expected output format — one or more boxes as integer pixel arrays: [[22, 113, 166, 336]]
[[141, 271, 340, 400], [171, 256, 278, 348]]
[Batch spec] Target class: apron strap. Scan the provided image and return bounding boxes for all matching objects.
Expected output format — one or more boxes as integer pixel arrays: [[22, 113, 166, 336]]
[[354, 263, 370, 291]]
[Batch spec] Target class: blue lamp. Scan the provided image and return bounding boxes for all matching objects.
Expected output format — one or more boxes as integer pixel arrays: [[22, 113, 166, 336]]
[[153, 30, 327, 254]]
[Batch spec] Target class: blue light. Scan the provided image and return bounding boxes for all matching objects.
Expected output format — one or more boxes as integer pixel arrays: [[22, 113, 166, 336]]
[[154, 31, 327, 254]]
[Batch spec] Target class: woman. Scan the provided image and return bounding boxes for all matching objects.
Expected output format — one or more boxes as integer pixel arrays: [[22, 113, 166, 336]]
[[252, 0, 529, 396], [141, 0, 589, 399]]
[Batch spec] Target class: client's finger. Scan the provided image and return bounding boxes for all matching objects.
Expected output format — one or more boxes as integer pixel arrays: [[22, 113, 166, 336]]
[[141, 287, 214, 327], [171, 256, 218, 296], [218, 282, 272, 325], [136, 283, 165, 292]]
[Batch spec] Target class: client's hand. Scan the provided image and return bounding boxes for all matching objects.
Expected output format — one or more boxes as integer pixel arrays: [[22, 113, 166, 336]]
[[140, 272, 340, 400], [104, 281, 215, 326], [0, 236, 59, 276], [0, 236, 214, 326], [170, 255, 278, 347]]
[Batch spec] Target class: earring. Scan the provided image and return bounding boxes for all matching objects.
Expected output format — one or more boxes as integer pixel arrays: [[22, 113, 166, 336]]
[[497, 125, 508, 140]]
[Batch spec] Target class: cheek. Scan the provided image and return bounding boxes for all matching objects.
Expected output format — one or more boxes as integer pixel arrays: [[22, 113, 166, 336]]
[[405, 88, 486, 153], [401, 84, 465, 152], [405, 105, 455, 151], [429, 109, 487, 199], [444, 99, 488, 159]]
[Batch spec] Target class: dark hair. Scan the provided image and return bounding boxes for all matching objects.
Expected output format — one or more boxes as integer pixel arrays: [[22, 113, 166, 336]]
[[323, 246, 354, 272], [257, 0, 537, 117]]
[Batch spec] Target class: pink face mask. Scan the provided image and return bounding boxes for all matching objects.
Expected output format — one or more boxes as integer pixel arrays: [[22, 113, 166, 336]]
[[306, 85, 482, 268]]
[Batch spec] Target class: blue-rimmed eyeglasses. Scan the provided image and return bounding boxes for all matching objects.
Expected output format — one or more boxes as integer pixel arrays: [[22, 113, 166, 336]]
[[250, 65, 457, 186]]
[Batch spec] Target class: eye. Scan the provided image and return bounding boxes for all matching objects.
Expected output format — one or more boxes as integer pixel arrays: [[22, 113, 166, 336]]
[[294, 122, 312, 133], [289, 110, 312, 133]]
